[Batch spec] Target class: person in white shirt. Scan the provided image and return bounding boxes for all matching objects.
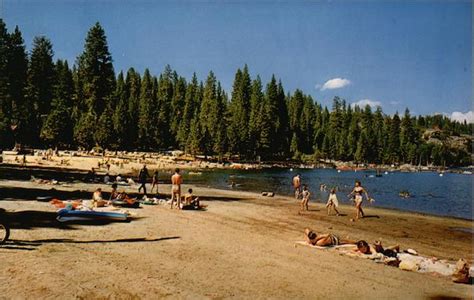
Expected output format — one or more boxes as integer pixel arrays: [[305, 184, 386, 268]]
[[326, 188, 340, 216]]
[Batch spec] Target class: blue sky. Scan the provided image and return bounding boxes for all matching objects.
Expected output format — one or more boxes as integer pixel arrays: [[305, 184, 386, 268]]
[[3, 0, 472, 120]]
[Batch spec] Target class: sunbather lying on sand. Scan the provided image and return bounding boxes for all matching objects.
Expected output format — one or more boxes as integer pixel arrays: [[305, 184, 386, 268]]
[[304, 228, 356, 247], [354, 240, 400, 257]]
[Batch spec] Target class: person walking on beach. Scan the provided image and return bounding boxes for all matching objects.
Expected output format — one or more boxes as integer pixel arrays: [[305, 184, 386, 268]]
[[138, 164, 149, 195], [348, 180, 370, 220], [326, 188, 340, 216], [150, 170, 159, 194], [170, 168, 183, 209], [292, 174, 301, 199], [300, 185, 310, 211]]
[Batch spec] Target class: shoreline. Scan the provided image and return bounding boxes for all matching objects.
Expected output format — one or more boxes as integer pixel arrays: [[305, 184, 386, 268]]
[[1, 162, 472, 221], [2, 150, 473, 175]]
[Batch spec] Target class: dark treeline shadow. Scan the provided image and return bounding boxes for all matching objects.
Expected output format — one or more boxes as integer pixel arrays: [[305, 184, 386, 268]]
[[0, 185, 150, 203], [0, 164, 104, 182]]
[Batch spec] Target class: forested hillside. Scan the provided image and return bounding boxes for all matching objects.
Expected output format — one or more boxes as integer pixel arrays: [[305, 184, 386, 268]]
[[0, 21, 471, 166]]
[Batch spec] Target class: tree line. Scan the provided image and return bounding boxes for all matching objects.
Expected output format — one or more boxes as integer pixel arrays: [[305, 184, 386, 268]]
[[0, 20, 471, 166]]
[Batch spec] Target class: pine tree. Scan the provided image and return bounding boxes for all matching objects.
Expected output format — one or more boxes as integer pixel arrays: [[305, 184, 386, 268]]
[[187, 112, 202, 155], [275, 80, 290, 157], [156, 65, 174, 148], [26, 36, 56, 146], [137, 69, 158, 149], [388, 113, 401, 163], [76, 22, 115, 117], [228, 65, 251, 157], [40, 60, 74, 147], [0, 19, 11, 149], [213, 83, 228, 159], [125, 68, 141, 150], [177, 73, 199, 149], [94, 105, 114, 149], [199, 71, 219, 156], [170, 75, 186, 144], [74, 111, 96, 148], [7, 26, 28, 145], [111, 72, 127, 149]]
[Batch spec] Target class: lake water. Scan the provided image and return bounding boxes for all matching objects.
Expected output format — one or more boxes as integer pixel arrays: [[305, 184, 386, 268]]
[[184, 168, 473, 220]]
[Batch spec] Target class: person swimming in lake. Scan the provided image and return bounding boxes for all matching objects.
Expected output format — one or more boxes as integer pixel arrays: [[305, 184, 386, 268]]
[[348, 180, 371, 220], [326, 188, 340, 216], [300, 185, 310, 211], [304, 228, 356, 247]]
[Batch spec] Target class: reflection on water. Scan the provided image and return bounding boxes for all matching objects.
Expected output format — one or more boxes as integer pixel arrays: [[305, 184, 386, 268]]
[[184, 168, 473, 220]]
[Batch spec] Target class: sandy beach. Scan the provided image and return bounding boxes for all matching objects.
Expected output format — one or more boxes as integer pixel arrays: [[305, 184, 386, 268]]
[[0, 173, 472, 299]]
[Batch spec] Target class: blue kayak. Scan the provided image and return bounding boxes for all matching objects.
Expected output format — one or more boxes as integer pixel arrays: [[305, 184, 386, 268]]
[[56, 209, 128, 222]]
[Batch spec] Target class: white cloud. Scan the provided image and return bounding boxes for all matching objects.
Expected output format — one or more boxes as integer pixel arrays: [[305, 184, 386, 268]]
[[389, 101, 400, 106], [351, 99, 382, 109], [449, 111, 474, 123], [319, 78, 351, 91]]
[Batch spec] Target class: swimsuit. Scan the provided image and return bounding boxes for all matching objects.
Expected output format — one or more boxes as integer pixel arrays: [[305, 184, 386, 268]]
[[354, 187, 363, 205], [328, 234, 340, 246], [172, 184, 180, 193]]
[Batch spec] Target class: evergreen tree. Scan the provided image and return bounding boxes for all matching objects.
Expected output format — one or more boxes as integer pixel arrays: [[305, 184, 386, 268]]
[[213, 83, 228, 159], [125, 68, 141, 150], [137, 69, 158, 149], [7, 26, 28, 145], [388, 113, 401, 163], [74, 111, 96, 148], [228, 65, 251, 157], [76, 22, 115, 117], [40, 60, 74, 147], [275, 80, 290, 157], [177, 73, 199, 149], [0, 19, 11, 148], [112, 72, 128, 149], [94, 105, 114, 149], [26, 36, 55, 146], [170, 75, 186, 143], [156, 65, 174, 148]]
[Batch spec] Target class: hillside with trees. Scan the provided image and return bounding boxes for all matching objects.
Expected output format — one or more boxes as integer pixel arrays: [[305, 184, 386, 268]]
[[0, 20, 472, 166]]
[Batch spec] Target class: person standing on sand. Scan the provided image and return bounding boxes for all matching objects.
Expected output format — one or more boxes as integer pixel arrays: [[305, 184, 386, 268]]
[[348, 180, 371, 220], [292, 174, 301, 199], [326, 188, 340, 216], [170, 168, 183, 209], [300, 185, 310, 211], [138, 164, 149, 195], [150, 170, 159, 194]]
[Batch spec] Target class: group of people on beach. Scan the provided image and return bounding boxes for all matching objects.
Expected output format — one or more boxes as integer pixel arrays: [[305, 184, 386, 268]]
[[89, 165, 202, 210], [135, 165, 201, 210], [292, 174, 371, 221]]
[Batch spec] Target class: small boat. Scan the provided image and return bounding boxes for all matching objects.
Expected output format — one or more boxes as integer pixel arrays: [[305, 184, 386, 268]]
[[56, 209, 128, 222], [399, 190, 410, 198]]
